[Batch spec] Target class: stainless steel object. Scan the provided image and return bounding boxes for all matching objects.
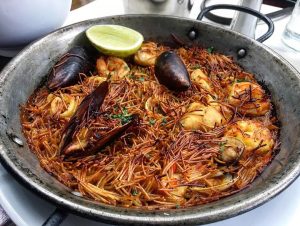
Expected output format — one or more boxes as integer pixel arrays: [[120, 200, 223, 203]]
[[0, 15, 300, 225], [124, 0, 194, 17], [231, 0, 263, 38]]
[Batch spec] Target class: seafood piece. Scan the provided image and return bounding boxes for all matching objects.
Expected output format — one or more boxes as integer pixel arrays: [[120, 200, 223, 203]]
[[63, 115, 139, 159], [191, 69, 213, 93], [191, 173, 237, 192], [144, 97, 164, 115], [205, 173, 236, 191], [134, 42, 159, 66], [176, 47, 188, 59], [224, 120, 274, 156], [47, 47, 93, 90], [86, 76, 107, 87], [61, 127, 89, 154], [180, 102, 232, 132], [161, 174, 187, 203], [96, 56, 130, 81], [59, 81, 109, 154], [215, 137, 245, 164], [155, 51, 191, 92], [48, 94, 78, 119], [228, 81, 271, 116]]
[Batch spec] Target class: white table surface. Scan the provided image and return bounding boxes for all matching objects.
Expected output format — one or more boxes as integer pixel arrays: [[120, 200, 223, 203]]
[[1, 0, 300, 226]]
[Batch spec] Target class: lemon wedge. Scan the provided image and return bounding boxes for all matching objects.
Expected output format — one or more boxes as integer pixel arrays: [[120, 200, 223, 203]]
[[86, 25, 144, 57]]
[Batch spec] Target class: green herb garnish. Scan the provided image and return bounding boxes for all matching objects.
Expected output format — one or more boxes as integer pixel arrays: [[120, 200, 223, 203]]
[[207, 46, 214, 53], [113, 105, 119, 111], [111, 107, 133, 125], [121, 115, 133, 124], [191, 64, 201, 69], [149, 119, 156, 125], [128, 74, 135, 79], [161, 117, 168, 125], [139, 77, 145, 82], [122, 107, 128, 114], [236, 78, 249, 83], [111, 114, 119, 119], [131, 189, 138, 196], [219, 142, 226, 152]]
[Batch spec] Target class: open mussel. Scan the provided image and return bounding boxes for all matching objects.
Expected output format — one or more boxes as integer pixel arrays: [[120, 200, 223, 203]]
[[59, 81, 109, 154], [154, 51, 191, 92], [58, 80, 139, 160], [63, 114, 139, 160], [215, 137, 245, 164], [47, 46, 93, 90]]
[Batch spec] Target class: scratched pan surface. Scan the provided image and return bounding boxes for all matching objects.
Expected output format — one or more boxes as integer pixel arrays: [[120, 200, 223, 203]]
[[0, 15, 300, 225]]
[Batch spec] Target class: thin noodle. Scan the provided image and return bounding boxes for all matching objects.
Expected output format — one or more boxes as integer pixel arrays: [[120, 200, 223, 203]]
[[20, 44, 279, 209]]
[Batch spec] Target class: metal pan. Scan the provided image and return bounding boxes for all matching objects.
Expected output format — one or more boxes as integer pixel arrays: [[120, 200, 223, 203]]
[[1, 8, 300, 226]]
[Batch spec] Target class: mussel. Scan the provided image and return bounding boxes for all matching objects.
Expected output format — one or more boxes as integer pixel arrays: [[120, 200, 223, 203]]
[[59, 81, 109, 154], [154, 51, 191, 92], [215, 137, 245, 164], [63, 114, 139, 160], [59, 81, 139, 160], [47, 46, 93, 90]]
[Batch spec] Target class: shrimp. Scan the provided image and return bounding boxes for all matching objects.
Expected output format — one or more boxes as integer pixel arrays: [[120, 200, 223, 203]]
[[144, 97, 165, 115], [96, 56, 130, 81], [48, 93, 78, 119], [228, 81, 271, 116], [134, 42, 159, 66], [224, 120, 275, 156], [191, 69, 214, 93], [180, 102, 233, 132]]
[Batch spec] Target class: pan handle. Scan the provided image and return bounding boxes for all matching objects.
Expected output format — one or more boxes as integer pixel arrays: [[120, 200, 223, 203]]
[[197, 4, 274, 43], [42, 208, 68, 226]]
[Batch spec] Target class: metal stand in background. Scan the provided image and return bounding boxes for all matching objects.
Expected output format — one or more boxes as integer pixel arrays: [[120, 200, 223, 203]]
[[200, 0, 294, 26]]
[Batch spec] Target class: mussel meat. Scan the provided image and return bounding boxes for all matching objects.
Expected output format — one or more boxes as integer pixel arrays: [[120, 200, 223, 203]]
[[47, 46, 93, 90], [215, 137, 245, 164], [154, 51, 191, 92]]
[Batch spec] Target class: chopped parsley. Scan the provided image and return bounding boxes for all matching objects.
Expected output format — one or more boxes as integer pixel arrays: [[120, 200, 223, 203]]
[[113, 105, 119, 111], [149, 119, 156, 125], [131, 189, 139, 196], [207, 46, 214, 53], [191, 64, 201, 69], [127, 74, 135, 79], [219, 142, 226, 152], [236, 78, 249, 83], [111, 107, 133, 125], [139, 77, 145, 82], [161, 117, 168, 125]]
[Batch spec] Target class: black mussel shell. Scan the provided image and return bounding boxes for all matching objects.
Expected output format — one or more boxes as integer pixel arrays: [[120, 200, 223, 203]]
[[59, 81, 109, 154], [154, 51, 191, 92], [47, 46, 93, 90]]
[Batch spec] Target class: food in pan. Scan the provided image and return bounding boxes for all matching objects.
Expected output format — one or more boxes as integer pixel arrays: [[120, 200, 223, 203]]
[[20, 32, 279, 209]]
